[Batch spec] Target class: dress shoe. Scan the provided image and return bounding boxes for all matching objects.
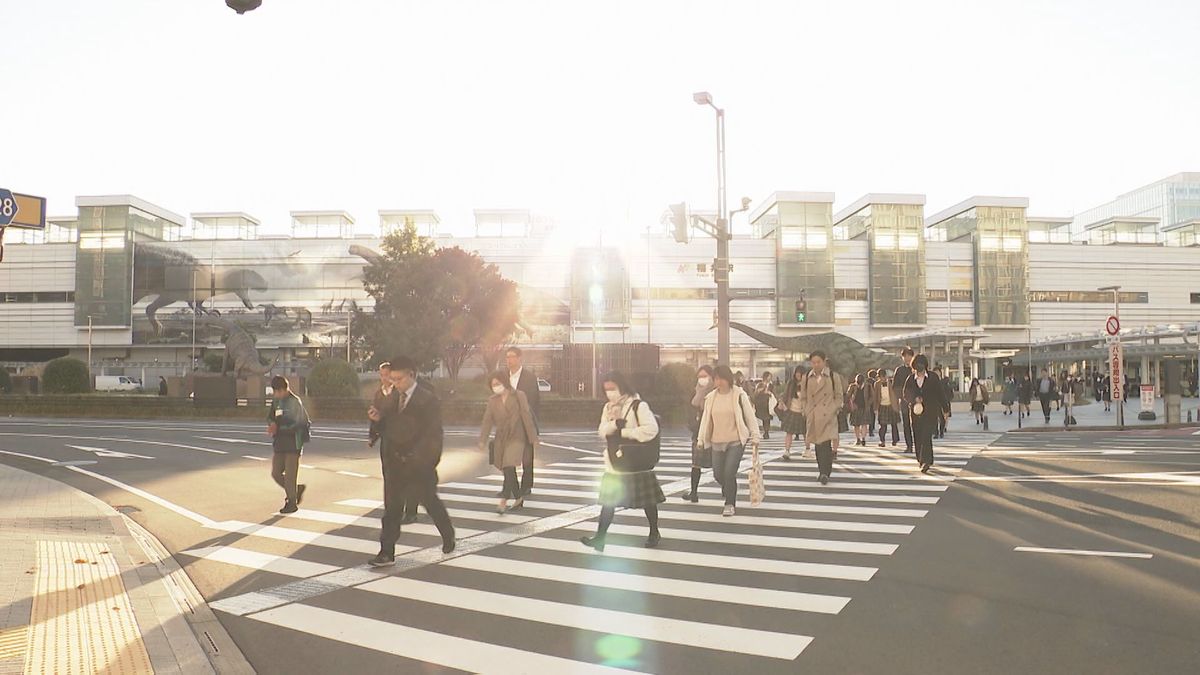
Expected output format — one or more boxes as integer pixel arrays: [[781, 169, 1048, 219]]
[[580, 535, 606, 552], [442, 538, 456, 555], [368, 553, 395, 567], [279, 500, 298, 514], [296, 484, 306, 505], [681, 490, 699, 503], [819, 474, 829, 485], [645, 532, 661, 548], [512, 497, 524, 509]]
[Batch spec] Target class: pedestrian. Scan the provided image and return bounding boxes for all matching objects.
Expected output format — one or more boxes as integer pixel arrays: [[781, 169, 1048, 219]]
[[874, 367, 901, 447], [969, 377, 989, 424], [1056, 372, 1068, 411], [1001, 375, 1017, 415], [580, 371, 664, 551], [753, 380, 774, 440], [780, 366, 808, 461], [157, 376, 168, 396], [479, 371, 539, 513], [367, 362, 392, 448], [697, 365, 761, 516], [864, 369, 879, 437], [801, 351, 841, 485], [892, 347, 917, 453], [1102, 374, 1113, 411], [682, 365, 715, 503], [267, 376, 310, 515], [1036, 368, 1057, 424], [848, 374, 872, 446], [1062, 374, 1079, 427], [932, 366, 951, 439], [901, 354, 950, 474], [504, 347, 542, 497], [368, 356, 455, 567], [1018, 374, 1034, 418]]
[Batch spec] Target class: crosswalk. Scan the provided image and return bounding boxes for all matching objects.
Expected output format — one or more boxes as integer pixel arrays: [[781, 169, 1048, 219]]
[[193, 431, 996, 673]]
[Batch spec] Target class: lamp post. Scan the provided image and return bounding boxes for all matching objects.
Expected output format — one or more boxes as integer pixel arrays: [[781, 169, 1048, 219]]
[[589, 277, 603, 399], [693, 91, 731, 366], [1099, 284, 1124, 428], [87, 315, 94, 382]]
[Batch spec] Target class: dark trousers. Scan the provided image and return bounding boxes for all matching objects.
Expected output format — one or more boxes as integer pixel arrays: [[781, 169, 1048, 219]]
[[913, 418, 936, 467], [500, 466, 520, 499], [936, 413, 947, 437], [901, 402, 914, 450], [380, 442, 418, 518], [878, 421, 898, 444], [520, 442, 535, 495], [379, 460, 454, 555], [814, 440, 834, 477], [1039, 395, 1053, 420], [712, 443, 745, 506], [271, 451, 300, 503]]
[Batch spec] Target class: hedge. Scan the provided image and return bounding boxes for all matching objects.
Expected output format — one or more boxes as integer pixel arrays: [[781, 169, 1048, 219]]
[[42, 357, 90, 394]]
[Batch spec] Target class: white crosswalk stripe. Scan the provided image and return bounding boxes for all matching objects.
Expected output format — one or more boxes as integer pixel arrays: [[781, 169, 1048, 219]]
[[186, 429, 995, 670]]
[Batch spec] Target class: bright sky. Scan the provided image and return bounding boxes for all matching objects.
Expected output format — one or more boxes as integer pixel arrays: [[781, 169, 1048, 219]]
[[3, 0, 1198, 237]]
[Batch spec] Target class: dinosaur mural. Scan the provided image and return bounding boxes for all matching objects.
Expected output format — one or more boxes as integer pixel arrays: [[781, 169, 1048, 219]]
[[133, 244, 267, 334], [730, 322, 902, 375]]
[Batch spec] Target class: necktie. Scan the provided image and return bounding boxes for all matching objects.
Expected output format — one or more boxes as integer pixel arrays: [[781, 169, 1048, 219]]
[[398, 390, 408, 412]]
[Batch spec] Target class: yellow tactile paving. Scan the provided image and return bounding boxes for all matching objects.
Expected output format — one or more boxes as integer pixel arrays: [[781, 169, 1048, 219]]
[[0, 625, 29, 661], [24, 541, 153, 675]]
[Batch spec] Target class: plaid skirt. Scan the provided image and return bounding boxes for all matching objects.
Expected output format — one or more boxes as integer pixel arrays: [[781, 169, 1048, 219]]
[[850, 407, 873, 427], [598, 471, 666, 509], [876, 405, 901, 425], [780, 410, 806, 435]]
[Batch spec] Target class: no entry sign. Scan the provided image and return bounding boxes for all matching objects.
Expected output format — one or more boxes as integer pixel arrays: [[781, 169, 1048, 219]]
[[1105, 315, 1120, 336]]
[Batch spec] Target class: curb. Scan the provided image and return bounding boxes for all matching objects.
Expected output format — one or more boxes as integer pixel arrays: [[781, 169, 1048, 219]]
[[1008, 422, 1200, 433]]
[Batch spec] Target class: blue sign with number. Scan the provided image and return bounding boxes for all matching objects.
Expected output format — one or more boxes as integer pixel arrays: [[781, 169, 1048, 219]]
[[0, 189, 17, 226]]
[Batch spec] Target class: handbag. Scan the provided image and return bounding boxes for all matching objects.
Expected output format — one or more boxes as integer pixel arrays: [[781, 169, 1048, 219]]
[[606, 400, 660, 472], [487, 439, 495, 464], [748, 443, 765, 506], [912, 401, 925, 416]]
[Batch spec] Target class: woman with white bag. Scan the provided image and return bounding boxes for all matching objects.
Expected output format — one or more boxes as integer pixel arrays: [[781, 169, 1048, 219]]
[[698, 365, 762, 516]]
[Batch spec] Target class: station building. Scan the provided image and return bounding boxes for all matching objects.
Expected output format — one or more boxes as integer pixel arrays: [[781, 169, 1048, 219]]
[[1, 184, 1198, 394]]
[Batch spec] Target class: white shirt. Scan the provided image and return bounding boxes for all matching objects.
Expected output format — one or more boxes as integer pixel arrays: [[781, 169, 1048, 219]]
[[509, 367, 523, 391]]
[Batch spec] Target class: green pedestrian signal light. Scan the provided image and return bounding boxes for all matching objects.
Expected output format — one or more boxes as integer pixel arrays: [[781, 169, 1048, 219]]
[[794, 298, 807, 323]]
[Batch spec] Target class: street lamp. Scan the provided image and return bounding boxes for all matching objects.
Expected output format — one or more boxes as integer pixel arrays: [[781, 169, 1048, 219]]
[[693, 91, 732, 366], [226, 0, 262, 13], [1099, 284, 1125, 428]]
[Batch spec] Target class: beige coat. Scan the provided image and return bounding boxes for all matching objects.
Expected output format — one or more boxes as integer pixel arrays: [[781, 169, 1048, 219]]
[[697, 387, 762, 449], [479, 390, 538, 470], [801, 370, 843, 445]]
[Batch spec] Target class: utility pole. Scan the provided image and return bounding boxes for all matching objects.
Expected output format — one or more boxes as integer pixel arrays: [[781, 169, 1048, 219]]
[[87, 315, 94, 382]]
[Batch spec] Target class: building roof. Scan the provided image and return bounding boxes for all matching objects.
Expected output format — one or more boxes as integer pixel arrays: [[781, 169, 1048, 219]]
[[379, 209, 440, 224], [924, 196, 1029, 228], [1082, 215, 1159, 231], [1162, 218, 1200, 233], [190, 212, 261, 226], [75, 195, 186, 225], [748, 191, 836, 223], [833, 193, 926, 225], [289, 210, 355, 224]]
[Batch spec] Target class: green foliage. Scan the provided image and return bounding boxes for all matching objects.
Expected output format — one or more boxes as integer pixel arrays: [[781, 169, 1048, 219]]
[[357, 221, 522, 378], [43, 357, 90, 394], [306, 359, 361, 399], [203, 352, 224, 373], [656, 362, 697, 403], [0, 369, 11, 394]]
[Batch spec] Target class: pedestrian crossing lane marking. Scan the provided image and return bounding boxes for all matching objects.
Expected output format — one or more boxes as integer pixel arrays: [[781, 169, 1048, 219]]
[[180, 546, 340, 578], [251, 604, 647, 675], [640, 508, 915, 533], [206, 520, 412, 556], [443, 553, 851, 614], [562, 522, 898, 555], [357, 576, 814, 660]]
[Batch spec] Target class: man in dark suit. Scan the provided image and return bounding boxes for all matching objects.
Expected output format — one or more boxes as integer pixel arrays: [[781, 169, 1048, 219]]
[[367, 356, 455, 567], [891, 346, 916, 453], [505, 347, 541, 496], [367, 362, 419, 524]]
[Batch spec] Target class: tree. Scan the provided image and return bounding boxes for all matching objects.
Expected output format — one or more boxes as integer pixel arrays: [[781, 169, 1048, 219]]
[[306, 359, 360, 399], [43, 357, 90, 394], [0, 368, 11, 394], [357, 221, 522, 379]]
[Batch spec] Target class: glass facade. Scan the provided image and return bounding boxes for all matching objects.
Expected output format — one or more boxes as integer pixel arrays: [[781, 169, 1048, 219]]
[[864, 203, 926, 325], [1071, 173, 1200, 239], [570, 248, 630, 325], [756, 200, 834, 325], [973, 206, 1029, 325], [74, 205, 135, 327]]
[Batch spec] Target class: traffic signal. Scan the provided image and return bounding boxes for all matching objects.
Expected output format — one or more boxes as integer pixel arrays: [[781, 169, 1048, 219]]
[[795, 297, 807, 323], [669, 203, 688, 243]]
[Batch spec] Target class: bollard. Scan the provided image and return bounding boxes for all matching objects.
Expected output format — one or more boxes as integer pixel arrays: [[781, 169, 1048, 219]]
[[982, 414, 989, 431]]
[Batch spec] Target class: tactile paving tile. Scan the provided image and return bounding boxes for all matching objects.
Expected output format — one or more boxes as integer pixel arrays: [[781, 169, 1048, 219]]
[[24, 541, 153, 674]]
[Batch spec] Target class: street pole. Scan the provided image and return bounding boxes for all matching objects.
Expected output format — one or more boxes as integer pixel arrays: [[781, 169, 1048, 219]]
[[1100, 285, 1124, 429], [646, 223, 652, 344], [711, 105, 731, 367], [591, 299, 598, 399], [87, 315, 93, 381], [191, 267, 197, 373], [346, 312, 352, 362]]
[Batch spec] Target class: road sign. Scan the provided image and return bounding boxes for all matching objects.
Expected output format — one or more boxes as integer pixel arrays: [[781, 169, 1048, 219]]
[[0, 189, 46, 229], [1105, 315, 1120, 336], [1108, 340, 1124, 402], [1140, 384, 1155, 413]]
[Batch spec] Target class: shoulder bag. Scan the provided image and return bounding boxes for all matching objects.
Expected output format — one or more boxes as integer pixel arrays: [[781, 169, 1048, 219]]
[[606, 400, 661, 472]]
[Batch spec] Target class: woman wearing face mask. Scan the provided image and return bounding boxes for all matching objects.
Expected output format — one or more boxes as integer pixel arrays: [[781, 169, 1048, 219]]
[[683, 365, 716, 503], [698, 365, 762, 516], [901, 354, 950, 473], [801, 351, 841, 485], [479, 371, 539, 513], [581, 371, 664, 551], [780, 366, 808, 461]]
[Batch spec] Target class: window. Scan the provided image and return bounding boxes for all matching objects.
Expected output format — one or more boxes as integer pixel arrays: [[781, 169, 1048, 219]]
[[781, 226, 827, 250], [834, 288, 868, 301], [1029, 291, 1149, 303], [1191, 293, 1200, 304], [0, 291, 75, 303]]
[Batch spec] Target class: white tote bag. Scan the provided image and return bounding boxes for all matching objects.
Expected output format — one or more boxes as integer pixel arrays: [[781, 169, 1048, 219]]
[[748, 443, 765, 506]]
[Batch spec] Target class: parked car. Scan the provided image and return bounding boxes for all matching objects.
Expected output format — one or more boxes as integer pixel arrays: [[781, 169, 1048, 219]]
[[94, 375, 141, 392], [537, 378, 552, 393]]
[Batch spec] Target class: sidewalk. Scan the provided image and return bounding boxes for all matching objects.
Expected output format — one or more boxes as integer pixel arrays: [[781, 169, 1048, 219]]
[[0, 462, 252, 675], [944, 396, 1200, 433]]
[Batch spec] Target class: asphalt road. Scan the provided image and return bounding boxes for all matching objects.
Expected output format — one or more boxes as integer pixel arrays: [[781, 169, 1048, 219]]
[[0, 417, 1196, 674]]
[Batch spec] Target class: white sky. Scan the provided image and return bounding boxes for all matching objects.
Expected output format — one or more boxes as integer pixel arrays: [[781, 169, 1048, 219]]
[[3, 0, 1198, 237]]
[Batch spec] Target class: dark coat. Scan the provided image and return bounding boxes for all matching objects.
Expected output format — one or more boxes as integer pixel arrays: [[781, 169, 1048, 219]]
[[902, 371, 950, 428], [379, 384, 444, 470], [892, 365, 914, 403], [511, 368, 541, 418]]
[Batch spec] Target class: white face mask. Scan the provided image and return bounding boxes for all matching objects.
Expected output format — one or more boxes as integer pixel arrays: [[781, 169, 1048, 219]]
[[697, 377, 711, 387], [605, 390, 621, 402], [492, 385, 506, 395]]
